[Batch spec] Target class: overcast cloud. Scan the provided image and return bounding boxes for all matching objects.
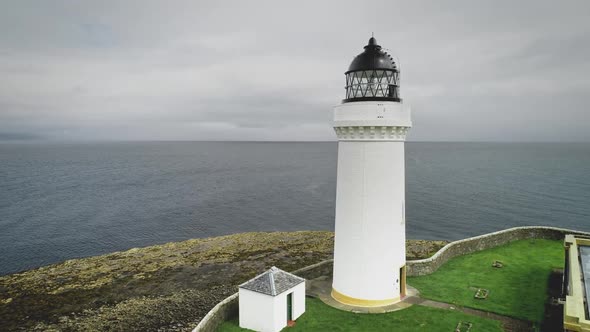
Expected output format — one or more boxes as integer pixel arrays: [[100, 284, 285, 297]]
[[1, 0, 589, 141]]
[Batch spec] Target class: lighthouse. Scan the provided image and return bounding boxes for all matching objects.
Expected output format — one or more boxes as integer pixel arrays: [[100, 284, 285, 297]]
[[331, 36, 412, 307]]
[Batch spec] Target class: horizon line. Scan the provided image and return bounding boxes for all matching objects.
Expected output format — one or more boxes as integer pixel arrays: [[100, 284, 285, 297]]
[[2, 140, 590, 144]]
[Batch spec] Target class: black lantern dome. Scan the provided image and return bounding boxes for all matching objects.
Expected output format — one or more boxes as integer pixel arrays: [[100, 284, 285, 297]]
[[344, 37, 401, 103]]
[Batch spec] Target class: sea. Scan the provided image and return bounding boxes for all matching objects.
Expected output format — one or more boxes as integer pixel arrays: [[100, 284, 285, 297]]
[[1, 142, 589, 276]]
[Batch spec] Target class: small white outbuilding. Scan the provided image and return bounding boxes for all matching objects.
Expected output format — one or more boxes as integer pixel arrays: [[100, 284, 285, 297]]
[[238, 266, 306, 332]]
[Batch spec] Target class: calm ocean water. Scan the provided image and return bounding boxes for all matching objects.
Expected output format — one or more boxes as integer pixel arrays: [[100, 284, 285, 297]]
[[1, 142, 589, 275]]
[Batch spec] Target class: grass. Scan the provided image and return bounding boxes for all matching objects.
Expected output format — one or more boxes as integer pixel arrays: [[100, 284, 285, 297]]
[[219, 297, 502, 332], [408, 238, 563, 323]]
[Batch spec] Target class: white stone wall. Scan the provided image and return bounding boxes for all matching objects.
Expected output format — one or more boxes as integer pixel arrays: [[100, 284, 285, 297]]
[[332, 141, 406, 302], [270, 282, 305, 331], [332, 100, 410, 304], [239, 288, 275, 332], [333, 101, 412, 129]]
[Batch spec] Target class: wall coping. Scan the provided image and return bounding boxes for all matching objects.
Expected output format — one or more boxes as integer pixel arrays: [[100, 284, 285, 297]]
[[192, 292, 238, 332], [410, 226, 590, 265]]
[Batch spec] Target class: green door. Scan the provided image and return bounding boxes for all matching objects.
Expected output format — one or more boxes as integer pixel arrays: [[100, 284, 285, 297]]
[[287, 293, 293, 321]]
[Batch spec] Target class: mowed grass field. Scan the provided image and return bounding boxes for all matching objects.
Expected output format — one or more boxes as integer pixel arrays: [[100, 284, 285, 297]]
[[219, 297, 502, 332], [409, 238, 564, 323]]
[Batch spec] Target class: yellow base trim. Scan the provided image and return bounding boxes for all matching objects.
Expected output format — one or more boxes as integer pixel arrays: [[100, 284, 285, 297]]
[[331, 288, 400, 307]]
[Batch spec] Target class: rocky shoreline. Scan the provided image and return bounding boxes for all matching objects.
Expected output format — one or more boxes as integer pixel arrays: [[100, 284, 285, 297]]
[[0, 231, 447, 332]]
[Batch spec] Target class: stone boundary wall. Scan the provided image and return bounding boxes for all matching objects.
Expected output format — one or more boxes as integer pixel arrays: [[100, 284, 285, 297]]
[[192, 292, 238, 332], [194, 226, 590, 331], [407, 226, 590, 276], [193, 260, 334, 332]]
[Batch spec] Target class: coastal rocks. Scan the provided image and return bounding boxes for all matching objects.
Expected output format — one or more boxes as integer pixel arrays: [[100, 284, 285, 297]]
[[0, 231, 334, 332], [32, 288, 235, 332], [0, 231, 445, 332]]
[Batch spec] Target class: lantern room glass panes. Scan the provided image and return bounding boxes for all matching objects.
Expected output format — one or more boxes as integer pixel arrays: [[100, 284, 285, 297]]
[[345, 70, 400, 100]]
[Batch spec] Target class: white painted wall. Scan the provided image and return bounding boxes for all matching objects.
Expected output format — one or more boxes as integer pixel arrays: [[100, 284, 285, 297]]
[[271, 282, 306, 331], [292, 282, 306, 319], [332, 101, 410, 304], [333, 101, 411, 128], [239, 288, 275, 332], [239, 282, 305, 332]]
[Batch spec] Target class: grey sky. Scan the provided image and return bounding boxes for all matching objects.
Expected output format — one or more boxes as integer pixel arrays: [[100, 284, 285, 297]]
[[1, 1, 589, 141]]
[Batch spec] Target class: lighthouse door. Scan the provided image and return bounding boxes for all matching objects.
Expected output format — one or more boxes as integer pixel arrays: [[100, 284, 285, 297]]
[[400, 266, 407, 297], [287, 293, 293, 321]]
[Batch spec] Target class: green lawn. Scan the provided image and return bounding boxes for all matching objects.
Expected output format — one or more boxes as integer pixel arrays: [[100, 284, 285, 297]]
[[408, 238, 563, 323], [219, 297, 502, 332]]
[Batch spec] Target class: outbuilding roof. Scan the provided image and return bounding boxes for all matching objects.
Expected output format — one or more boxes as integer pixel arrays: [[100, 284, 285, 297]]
[[239, 266, 305, 296]]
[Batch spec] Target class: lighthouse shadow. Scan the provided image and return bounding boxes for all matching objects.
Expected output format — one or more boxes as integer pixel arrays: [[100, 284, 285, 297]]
[[539, 268, 564, 332]]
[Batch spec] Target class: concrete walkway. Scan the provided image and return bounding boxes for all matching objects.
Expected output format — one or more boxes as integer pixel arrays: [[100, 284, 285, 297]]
[[306, 276, 534, 332], [306, 276, 419, 314]]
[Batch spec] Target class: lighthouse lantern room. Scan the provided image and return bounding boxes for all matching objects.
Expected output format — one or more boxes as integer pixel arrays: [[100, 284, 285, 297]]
[[331, 36, 412, 307], [344, 37, 401, 102]]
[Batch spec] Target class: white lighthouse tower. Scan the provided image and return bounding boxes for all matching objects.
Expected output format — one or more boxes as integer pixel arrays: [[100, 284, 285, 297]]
[[331, 36, 412, 307]]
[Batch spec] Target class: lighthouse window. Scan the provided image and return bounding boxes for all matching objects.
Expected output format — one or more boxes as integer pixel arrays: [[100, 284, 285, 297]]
[[345, 69, 400, 101]]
